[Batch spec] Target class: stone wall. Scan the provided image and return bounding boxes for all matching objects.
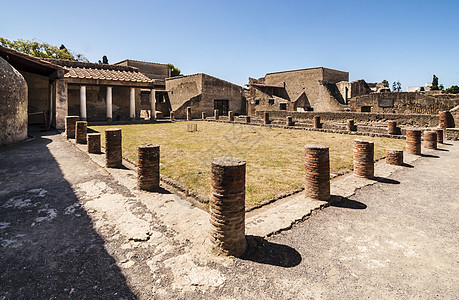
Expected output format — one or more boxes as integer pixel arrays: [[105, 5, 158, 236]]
[[350, 92, 459, 114], [446, 128, 459, 140], [21, 71, 49, 124], [115, 60, 170, 80], [0, 57, 28, 146], [166, 74, 202, 118]]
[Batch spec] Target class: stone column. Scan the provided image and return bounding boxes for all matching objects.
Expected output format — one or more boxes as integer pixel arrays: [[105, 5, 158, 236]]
[[405, 129, 422, 155], [386, 149, 403, 165], [346, 119, 355, 131], [202, 112, 207, 120], [214, 109, 219, 120], [314, 115, 321, 129], [150, 89, 156, 121], [106, 86, 113, 122], [209, 157, 247, 257], [353, 139, 374, 178], [87, 133, 101, 153], [434, 128, 444, 144], [55, 79, 68, 130], [137, 144, 160, 191], [65, 116, 79, 139], [75, 121, 87, 144], [80, 85, 87, 121], [170, 111, 174, 121], [439, 111, 454, 129], [130, 87, 136, 120], [264, 112, 270, 125], [387, 120, 398, 135], [105, 128, 122, 168], [187, 106, 192, 121], [245, 116, 251, 123], [286, 116, 293, 126], [304, 145, 330, 201], [423, 131, 437, 149], [228, 111, 234, 122]]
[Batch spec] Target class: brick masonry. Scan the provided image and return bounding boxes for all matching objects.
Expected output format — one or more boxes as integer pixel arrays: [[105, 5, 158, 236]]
[[346, 119, 356, 131], [433, 128, 444, 144], [75, 121, 87, 144], [209, 157, 247, 257], [314, 115, 321, 128], [286, 116, 293, 126], [387, 120, 398, 135], [423, 131, 437, 149], [65, 116, 79, 139], [386, 149, 403, 166], [439, 111, 455, 128], [105, 128, 123, 168], [353, 139, 374, 178], [405, 129, 422, 155], [87, 133, 101, 153], [137, 144, 160, 191], [304, 145, 330, 201]]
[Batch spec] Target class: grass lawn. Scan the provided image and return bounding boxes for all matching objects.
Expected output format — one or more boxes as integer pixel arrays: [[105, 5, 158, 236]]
[[89, 121, 406, 207]]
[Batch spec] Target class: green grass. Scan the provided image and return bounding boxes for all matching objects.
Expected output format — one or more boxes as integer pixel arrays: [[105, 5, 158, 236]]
[[90, 121, 406, 207]]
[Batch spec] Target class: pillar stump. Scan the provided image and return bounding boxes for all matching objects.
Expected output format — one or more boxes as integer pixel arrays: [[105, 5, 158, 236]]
[[439, 111, 454, 129], [75, 121, 87, 144], [228, 111, 234, 122], [353, 139, 374, 178], [286, 116, 293, 126], [264, 112, 270, 125], [186, 107, 192, 121], [423, 131, 437, 149], [137, 144, 160, 191], [202, 112, 207, 120], [388, 120, 398, 135], [87, 133, 101, 153], [304, 145, 330, 201], [386, 149, 403, 165], [434, 128, 444, 144], [346, 119, 356, 131], [245, 116, 251, 123], [170, 111, 174, 121], [209, 157, 247, 257], [105, 128, 122, 168], [314, 115, 321, 129], [214, 109, 219, 120], [65, 116, 79, 139], [405, 129, 422, 155]]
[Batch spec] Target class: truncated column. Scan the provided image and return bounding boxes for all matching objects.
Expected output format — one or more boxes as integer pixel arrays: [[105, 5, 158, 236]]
[[245, 116, 251, 123], [386, 149, 403, 165], [304, 145, 330, 201], [264, 112, 270, 125], [423, 131, 437, 149], [65, 116, 79, 139], [214, 109, 219, 120], [170, 111, 174, 121], [346, 119, 355, 131], [105, 128, 122, 168], [405, 129, 422, 155], [75, 121, 87, 144], [353, 139, 374, 178], [388, 120, 398, 135], [314, 115, 321, 129], [434, 128, 444, 144], [137, 144, 160, 191], [209, 157, 247, 257], [286, 116, 293, 126], [87, 133, 101, 153], [202, 112, 207, 120], [439, 111, 454, 129], [228, 111, 234, 122], [186, 107, 192, 121]]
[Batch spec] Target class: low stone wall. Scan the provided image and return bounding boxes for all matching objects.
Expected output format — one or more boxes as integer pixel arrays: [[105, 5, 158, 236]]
[[255, 110, 439, 127], [446, 128, 459, 141]]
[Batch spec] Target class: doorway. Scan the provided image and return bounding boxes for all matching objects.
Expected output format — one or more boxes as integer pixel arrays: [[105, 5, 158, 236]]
[[214, 99, 229, 116]]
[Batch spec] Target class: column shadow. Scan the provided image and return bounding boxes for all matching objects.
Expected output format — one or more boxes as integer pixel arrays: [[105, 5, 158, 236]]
[[372, 176, 400, 184], [421, 153, 440, 158], [329, 195, 367, 209]]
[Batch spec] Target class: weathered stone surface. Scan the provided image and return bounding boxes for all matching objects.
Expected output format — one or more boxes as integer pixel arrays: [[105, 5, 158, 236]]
[[434, 128, 444, 144], [353, 139, 374, 178], [439, 111, 455, 128], [264, 112, 270, 125], [347, 119, 356, 131], [214, 109, 219, 120], [406, 129, 422, 155], [387, 120, 398, 135], [75, 121, 87, 144], [304, 145, 330, 201], [186, 107, 192, 121], [0, 57, 28, 146], [386, 149, 403, 165], [87, 133, 101, 153], [423, 131, 437, 149], [314, 115, 321, 129], [105, 128, 122, 168], [228, 111, 234, 122], [137, 144, 160, 191], [65, 116, 79, 139]]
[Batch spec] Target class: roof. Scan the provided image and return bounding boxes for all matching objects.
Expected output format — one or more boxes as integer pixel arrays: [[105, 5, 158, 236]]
[[250, 83, 285, 89], [0, 45, 66, 76], [165, 73, 242, 89], [114, 59, 170, 67], [266, 67, 347, 76]]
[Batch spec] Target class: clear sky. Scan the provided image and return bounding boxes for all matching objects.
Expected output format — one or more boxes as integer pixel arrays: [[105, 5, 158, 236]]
[[2, 0, 458, 89]]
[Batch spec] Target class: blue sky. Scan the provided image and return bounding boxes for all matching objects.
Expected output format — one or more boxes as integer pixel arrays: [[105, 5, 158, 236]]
[[2, 0, 458, 89]]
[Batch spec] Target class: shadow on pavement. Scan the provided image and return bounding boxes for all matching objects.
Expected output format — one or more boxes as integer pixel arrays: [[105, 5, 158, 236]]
[[329, 195, 367, 210], [0, 130, 136, 299], [372, 176, 400, 184], [402, 163, 414, 168], [241, 235, 302, 268], [421, 153, 440, 158]]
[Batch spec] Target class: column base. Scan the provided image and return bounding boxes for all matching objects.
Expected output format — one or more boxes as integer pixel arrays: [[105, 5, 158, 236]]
[[106, 117, 112, 122]]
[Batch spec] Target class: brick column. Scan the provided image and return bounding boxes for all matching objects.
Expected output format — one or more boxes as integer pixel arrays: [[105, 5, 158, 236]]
[[87, 133, 101, 153], [170, 111, 174, 121], [314, 115, 321, 129], [286, 116, 293, 126], [214, 109, 219, 120], [75, 121, 87, 144], [264, 112, 270, 125], [202, 112, 207, 120], [304, 145, 330, 201], [388, 120, 398, 135], [346, 119, 355, 131], [439, 111, 454, 129], [245, 116, 251, 123], [186, 107, 192, 121], [386, 149, 403, 165], [353, 139, 374, 178], [228, 111, 234, 122], [209, 157, 247, 257], [137, 144, 160, 191], [405, 129, 422, 155], [423, 131, 437, 149], [434, 128, 444, 144], [65, 116, 79, 139], [105, 128, 122, 168]]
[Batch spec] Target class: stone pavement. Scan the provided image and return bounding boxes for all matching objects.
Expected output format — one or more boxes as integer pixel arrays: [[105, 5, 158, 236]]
[[0, 129, 458, 299]]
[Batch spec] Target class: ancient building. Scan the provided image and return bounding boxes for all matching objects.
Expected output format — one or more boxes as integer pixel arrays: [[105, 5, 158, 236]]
[[165, 73, 245, 119], [114, 59, 171, 80], [247, 67, 371, 115]]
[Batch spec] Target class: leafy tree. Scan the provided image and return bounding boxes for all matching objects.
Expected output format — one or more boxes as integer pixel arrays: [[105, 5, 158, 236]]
[[98, 55, 109, 64], [382, 80, 389, 88], [392, 81, 402, 92], [431, 74, 440, 90], [445, 85, 459, 94], [0, 37, 88, 62], [168, 63, 181, 77], [420, 87, 425, 91]]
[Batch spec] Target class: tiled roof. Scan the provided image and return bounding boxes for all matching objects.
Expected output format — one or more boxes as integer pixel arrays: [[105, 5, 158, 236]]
[[64, 67, 154, 83]]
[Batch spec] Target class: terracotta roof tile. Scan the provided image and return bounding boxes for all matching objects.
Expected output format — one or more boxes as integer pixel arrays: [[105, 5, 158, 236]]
[[63, 65, 154, 83]]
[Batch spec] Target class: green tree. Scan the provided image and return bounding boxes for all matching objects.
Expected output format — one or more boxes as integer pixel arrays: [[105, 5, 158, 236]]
[[0, 37, 88, 62], [168, 63, 181, 77], [431, 75, 440, 90], [382, 80, 389, 88], [445, 85, 459, 94], [392, 81, 402, 91], [98, 55, 109, 64]]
